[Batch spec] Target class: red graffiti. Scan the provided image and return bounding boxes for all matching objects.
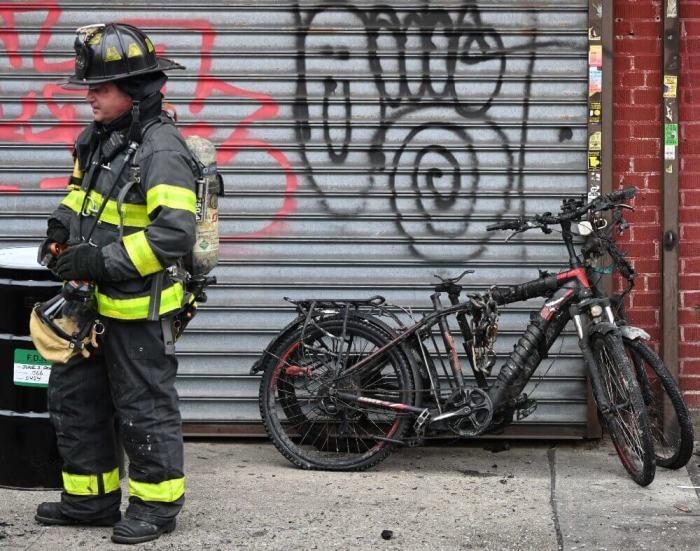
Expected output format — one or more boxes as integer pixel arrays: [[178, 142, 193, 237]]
[[0, 7, 297, 239]]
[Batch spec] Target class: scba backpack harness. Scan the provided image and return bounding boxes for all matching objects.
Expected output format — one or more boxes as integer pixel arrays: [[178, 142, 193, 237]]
[[115, 123, 223, 336], [31, 117, 222, 362]]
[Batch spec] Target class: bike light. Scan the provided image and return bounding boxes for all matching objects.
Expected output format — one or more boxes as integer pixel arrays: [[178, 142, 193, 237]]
[[590, 304, 603, 317], [577, 221, 594, 236]]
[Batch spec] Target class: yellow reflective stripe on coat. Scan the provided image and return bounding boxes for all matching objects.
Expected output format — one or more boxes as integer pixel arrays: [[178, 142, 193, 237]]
[[72, 158, 84, 179], [146, 184, 196, 216], [62, 467, 120, 496], [128, 477, 185, 502], [95, 282, 184, 320], [60, 189, 149, 228], [123, 231, 162, 276]]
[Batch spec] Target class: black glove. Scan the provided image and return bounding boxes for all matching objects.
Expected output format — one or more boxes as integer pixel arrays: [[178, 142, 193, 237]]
[[54, 244, 107, 282], [47, 218, 69, 244]]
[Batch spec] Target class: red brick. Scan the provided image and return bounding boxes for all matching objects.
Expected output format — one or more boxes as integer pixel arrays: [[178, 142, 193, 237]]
[[679, 105, 700, 120], [623, 242, 659, 258], [634, 157, 664, 172], [682, 392, 700, 409], [678, 240, 700, 258], [644, 71, 663, 87], [626, 309, 659, 326], [625, 211, 661, 225], [615, 89, 634, 104], [615, 105, 661, 121], [679, 376, 700, 391], [630, 123, 662, 139], [614, 124, 633, 139], [682, 257, 700, 273], [614, 156, 633, 173], [680, 141, 700, 156], [682, 156, 700, 172], [680, 291, 700, 309], [679, 309, 700, 326], [679, 342, 700, 359], [615, 4, 660, 19], [682, 124, 700, 141], [681, 326, 700, 342], [615, 139, 660, 157], [681, 189, 700, 207], [632, 257, 661, 274], [631, 225, 661, 242], [617, 71, 646, 87], [634, 54, 663, 71], [615, 55, 634, 71], [680, 359, 700, 376], [679, 207, 700, 224], [631, 291, 662, 309], [680, 274, 700, 290], [681, 224, 700, 241], [632, 88, 662, 104], [645, 274, 661, 291], [682, 20, 700, 38]]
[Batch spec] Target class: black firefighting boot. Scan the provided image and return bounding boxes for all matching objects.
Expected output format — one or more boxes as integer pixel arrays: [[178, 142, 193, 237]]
[[111, 517, 176, 544], [35, 502, 121, 526]]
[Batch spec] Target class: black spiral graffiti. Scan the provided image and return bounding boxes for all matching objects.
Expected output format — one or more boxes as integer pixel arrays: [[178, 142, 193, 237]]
[[294, 1, 566, 259]]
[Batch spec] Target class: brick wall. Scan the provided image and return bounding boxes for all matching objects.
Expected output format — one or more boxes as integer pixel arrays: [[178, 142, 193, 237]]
[[679, 0, 700, 409], [614, 0, 700, 412], [613, 0, 663, 344]]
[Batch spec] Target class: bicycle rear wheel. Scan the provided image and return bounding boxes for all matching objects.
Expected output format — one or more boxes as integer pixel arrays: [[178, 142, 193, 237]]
[[623, 338, 694, 469], [590, 333, 656, 486], [259, 317, 416, 471]]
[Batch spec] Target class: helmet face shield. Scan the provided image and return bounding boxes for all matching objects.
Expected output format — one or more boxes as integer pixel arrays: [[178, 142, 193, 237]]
[[63, 22, 184, 88]]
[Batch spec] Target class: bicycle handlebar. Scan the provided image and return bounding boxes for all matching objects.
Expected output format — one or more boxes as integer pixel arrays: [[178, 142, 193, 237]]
[[486, 187, 637, 234]]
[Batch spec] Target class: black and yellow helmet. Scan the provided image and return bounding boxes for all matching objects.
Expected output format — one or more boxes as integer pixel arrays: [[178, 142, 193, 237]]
[[65, 23, 184, 86]]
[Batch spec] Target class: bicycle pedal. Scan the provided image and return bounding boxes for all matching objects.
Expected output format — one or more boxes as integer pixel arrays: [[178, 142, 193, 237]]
[[516, 399, 538, 421], [413, 409, 431, 440]]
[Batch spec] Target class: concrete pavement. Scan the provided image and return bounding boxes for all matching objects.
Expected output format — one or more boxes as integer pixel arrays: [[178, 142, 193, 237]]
[[0, 439, 698, 550]]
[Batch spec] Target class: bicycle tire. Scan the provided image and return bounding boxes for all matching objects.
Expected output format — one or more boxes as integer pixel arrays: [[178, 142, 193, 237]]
[[623, 338, 694, 469], [259, 317, 416, 471], [589, 332, 656, 486]]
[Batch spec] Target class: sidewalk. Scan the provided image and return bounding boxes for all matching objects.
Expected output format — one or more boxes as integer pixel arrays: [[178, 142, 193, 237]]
[[0, 439, 698, 550]]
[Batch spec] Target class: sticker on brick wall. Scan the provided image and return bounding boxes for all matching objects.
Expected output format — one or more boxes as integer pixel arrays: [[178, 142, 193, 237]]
[[665, 99, 674, 122], [588, 27, 601, 41], [667, 0, 677, 18], [14, 348, 51, 388], [589, 102, 601, 123], [588, 153, 601, 170], [588, 45, 602, 68], [589, 68, 602, 96], [663, 75, 677, 98], [665, 145, 676, 161], [588, 131, 602, 151], [665, 123, 678, 146]]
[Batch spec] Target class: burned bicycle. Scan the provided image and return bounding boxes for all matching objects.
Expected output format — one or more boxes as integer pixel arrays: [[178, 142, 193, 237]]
[[254, 188, 658, 486]]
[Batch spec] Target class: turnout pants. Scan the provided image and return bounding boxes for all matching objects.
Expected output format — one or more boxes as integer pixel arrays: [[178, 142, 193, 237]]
[[47, 316, 184, 525]]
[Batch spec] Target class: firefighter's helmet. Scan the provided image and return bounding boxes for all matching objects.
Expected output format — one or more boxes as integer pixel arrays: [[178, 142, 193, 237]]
[[65, 23, 183, 87]]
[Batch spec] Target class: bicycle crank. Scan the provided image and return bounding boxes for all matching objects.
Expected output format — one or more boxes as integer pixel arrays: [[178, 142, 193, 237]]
[[433, 388, 493, 437]]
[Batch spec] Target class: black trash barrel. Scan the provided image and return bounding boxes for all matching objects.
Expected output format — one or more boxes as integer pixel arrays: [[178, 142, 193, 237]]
[[0, 246, 62, 488]]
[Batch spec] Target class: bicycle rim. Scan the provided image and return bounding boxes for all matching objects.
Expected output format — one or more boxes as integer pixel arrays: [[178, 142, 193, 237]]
[[591, 333, 655, 486], [259, 318, 415, 471]]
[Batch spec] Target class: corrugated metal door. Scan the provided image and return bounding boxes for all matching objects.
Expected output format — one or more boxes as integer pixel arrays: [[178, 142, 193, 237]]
[[0, 1, 591, 436]]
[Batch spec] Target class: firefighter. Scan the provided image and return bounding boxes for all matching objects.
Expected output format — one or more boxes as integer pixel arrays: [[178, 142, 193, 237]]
[[34, 23, 196, 545]]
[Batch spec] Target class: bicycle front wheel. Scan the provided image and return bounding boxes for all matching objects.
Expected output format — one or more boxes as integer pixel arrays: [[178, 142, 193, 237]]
[[624, 338, 694, 469], [590, 333, 656, 486], [259, 317, 416, 471]]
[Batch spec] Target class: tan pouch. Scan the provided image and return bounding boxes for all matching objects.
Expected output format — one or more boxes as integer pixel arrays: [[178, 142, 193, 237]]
[[29, 308, 93, 364]]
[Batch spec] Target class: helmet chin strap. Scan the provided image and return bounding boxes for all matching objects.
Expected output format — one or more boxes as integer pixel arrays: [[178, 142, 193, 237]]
[[128, 100, 141, 143]]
